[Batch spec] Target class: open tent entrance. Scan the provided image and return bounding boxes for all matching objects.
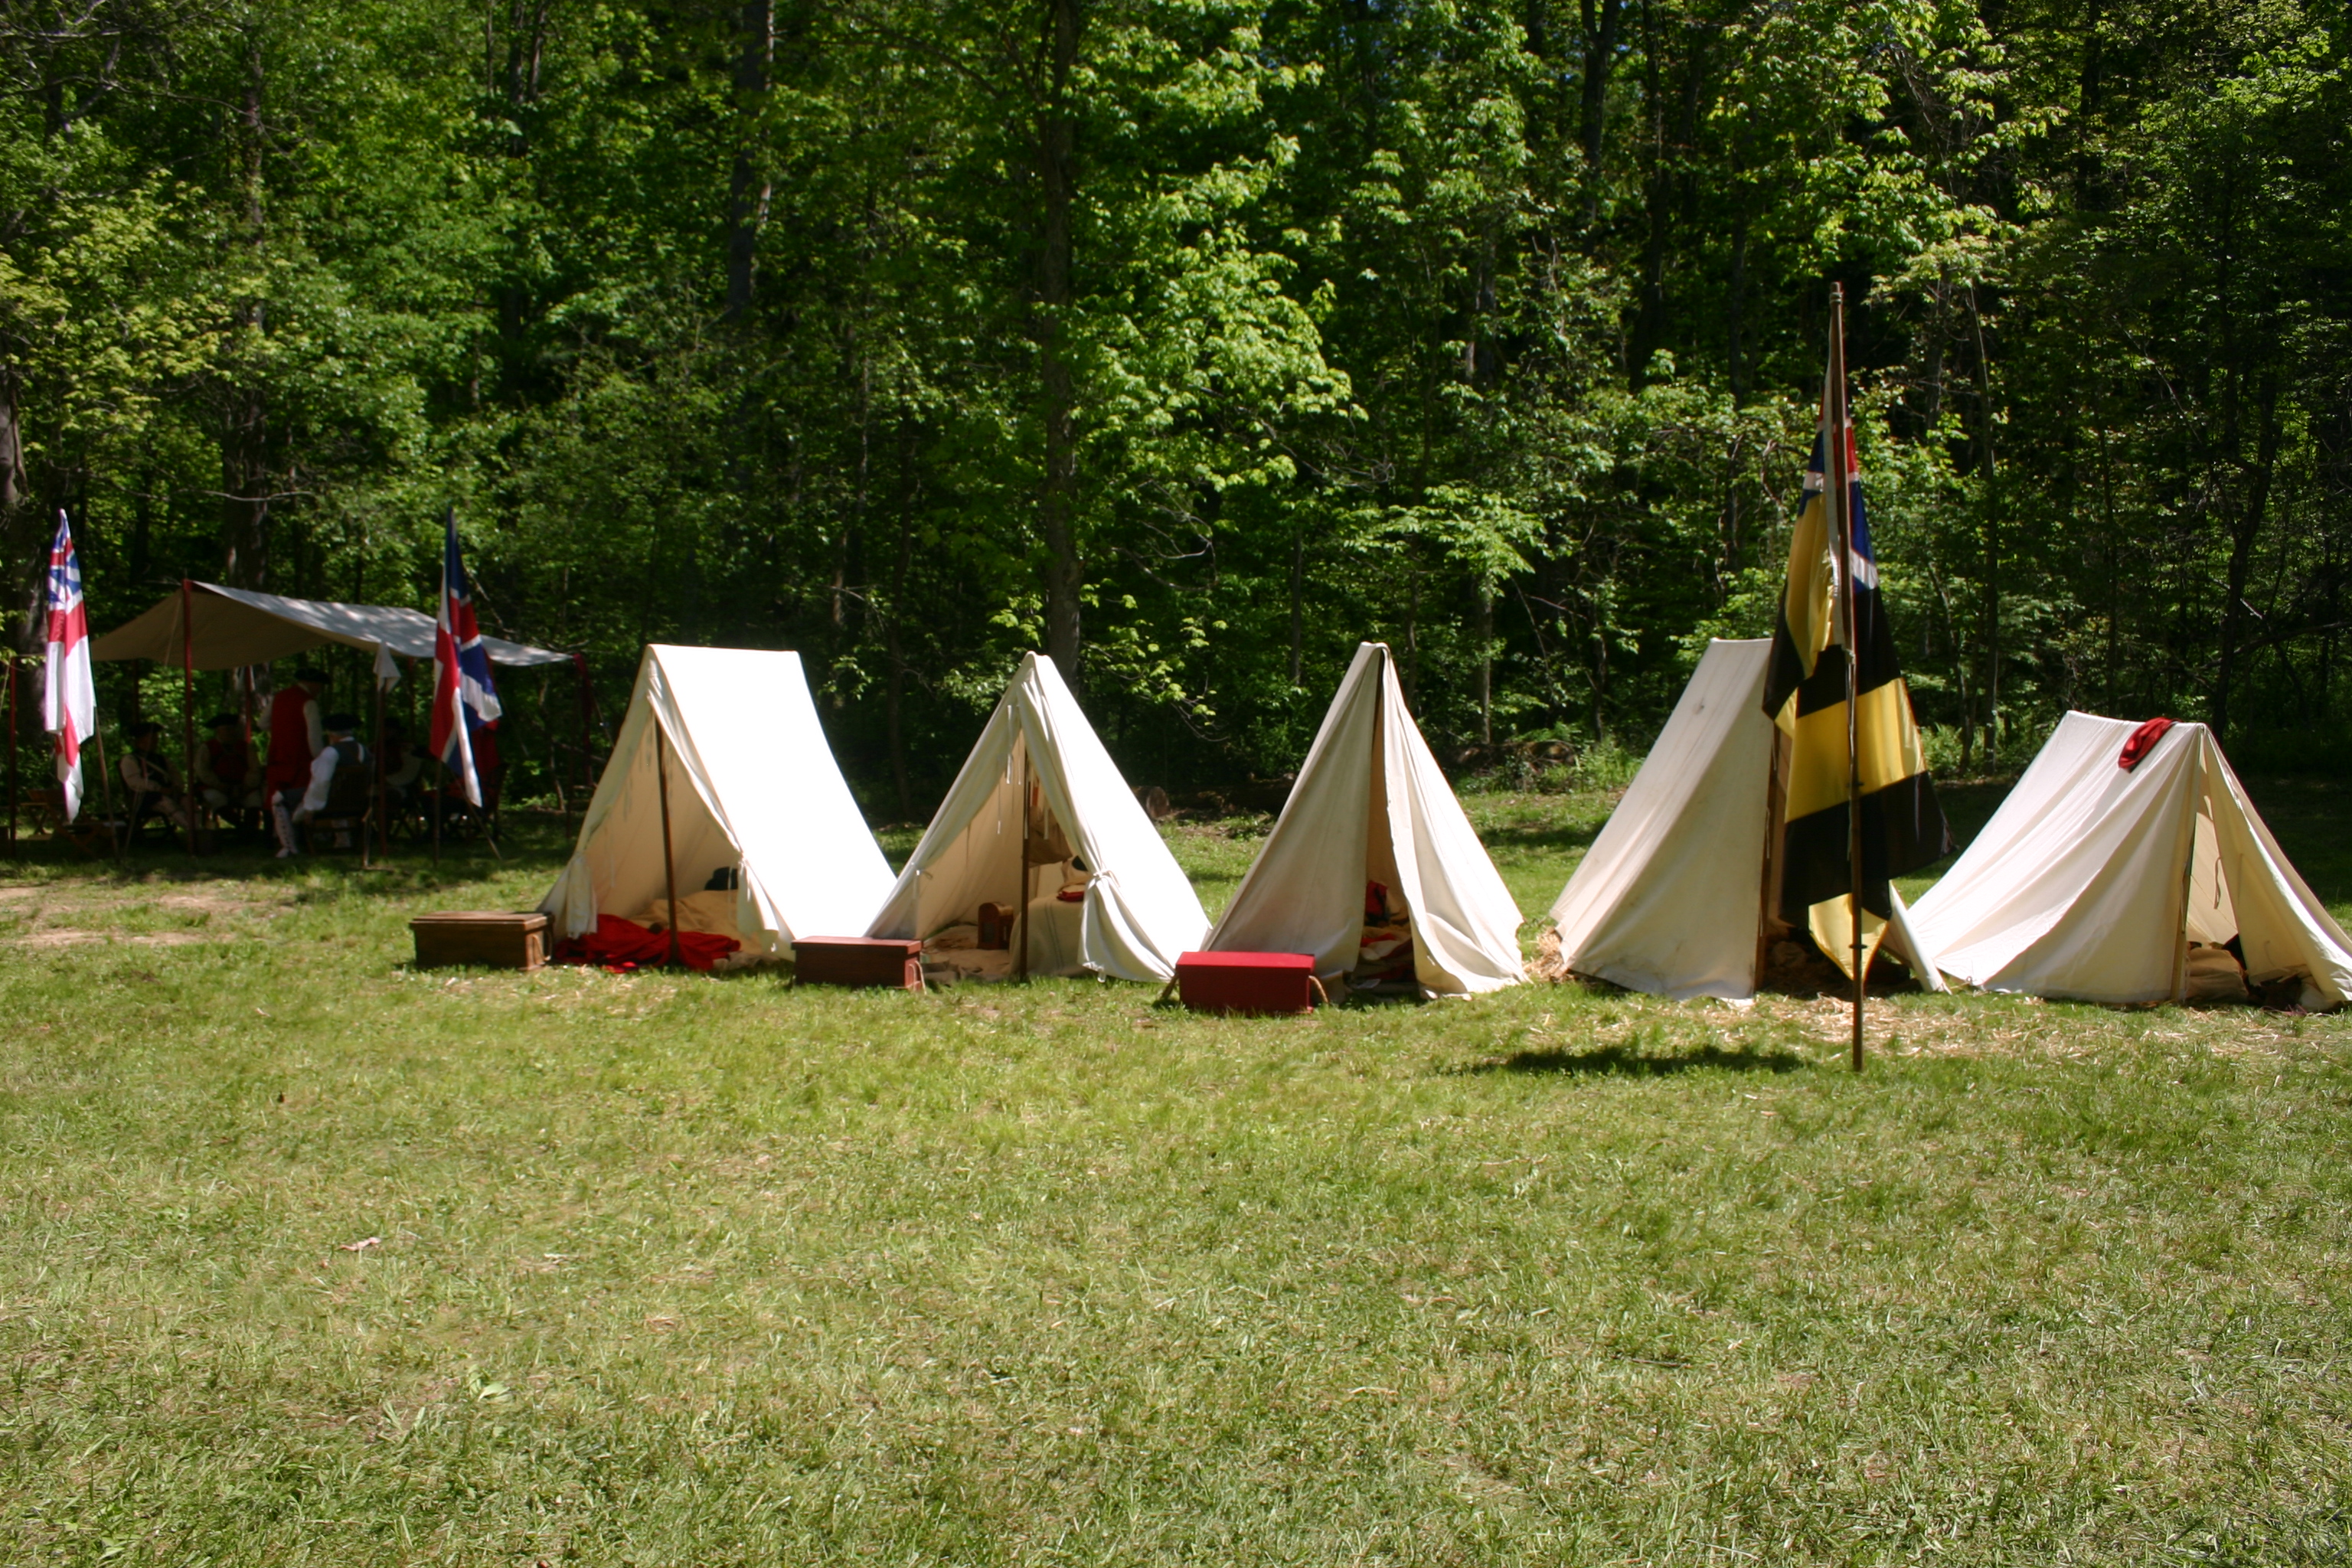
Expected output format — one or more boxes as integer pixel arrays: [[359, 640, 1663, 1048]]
[[1907, 713, 2351, 1007], [1201, 642, 1524, 997], [1543, 638, 1942, 1001], [541, 645, 895, 962], [867, 652, 1208, 982]]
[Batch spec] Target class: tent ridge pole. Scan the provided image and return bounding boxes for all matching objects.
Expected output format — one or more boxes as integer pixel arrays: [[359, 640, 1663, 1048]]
[[181, 579, 199, 859], [1017, 738, 1033, 982], [656, 717, 682, 970]]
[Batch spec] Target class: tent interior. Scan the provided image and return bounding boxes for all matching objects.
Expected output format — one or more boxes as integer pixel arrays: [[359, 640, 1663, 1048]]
[[1203, 641, 1524, 996], [542, 645, 894, 961], [866, 653, 1207, 982], [1544, 637, 1941, 1001], [1908, 713, 2352, 1008]]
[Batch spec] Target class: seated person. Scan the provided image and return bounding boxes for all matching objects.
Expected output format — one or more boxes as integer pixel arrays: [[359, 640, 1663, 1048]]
[[380, 717, 423, 807], [273, 711, 369, 858], [119, 722, 194, 834], [195, 713, 261, 815]]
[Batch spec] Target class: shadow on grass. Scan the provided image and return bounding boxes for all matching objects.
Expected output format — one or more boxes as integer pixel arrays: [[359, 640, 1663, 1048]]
[[1455, 1041, 1808, 1077]]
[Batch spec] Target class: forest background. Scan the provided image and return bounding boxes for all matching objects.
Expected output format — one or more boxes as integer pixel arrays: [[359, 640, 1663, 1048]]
[[2, 0, 2347, 816]]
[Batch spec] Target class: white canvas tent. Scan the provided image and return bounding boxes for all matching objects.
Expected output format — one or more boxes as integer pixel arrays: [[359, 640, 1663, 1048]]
[[864, 652, 1207, 982], [1544, 638, 1943, 1001], [1201, 642, 1524, 996], [1908, 712, 2352, 1007], [541, 645, 894, 959]]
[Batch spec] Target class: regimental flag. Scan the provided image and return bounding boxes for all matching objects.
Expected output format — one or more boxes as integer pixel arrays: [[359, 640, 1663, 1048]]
[[41, 511, 96, 822], [430, 512, 502, 808], [1760, 332, 1952, 978]]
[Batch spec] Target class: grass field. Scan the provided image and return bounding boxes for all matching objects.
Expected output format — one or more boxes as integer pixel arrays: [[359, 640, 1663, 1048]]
[[3, 777, 2350, 1565]]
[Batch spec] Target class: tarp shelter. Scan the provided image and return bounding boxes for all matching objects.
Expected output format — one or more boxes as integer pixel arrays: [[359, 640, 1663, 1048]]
[[93, 580, 568, 669], [1200, 641, 1524, 996], [542, 645, 893, 960], [1908, 712, 2352, 1007], [1544, 638, 1943, 1001], [864, 652, 1207, 982]]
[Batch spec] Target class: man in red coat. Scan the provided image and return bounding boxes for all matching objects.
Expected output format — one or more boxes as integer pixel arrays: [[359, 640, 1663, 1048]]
[[265, 667, 328, 855]]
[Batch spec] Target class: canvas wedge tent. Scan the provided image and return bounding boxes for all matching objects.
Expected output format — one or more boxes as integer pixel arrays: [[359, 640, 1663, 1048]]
[[541, 645, 894, 959], [864, 652, 1207, 982], [1200, 642, 1524, 996], [1543, 638, 1945, 1001], [1907, 713, 2352, 1008]]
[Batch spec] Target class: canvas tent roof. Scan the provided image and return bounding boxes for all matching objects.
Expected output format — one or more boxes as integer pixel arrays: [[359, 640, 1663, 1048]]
[[541, 645, 893, 959], [1202, 641, 1524, 995], [1908, 712, 2352, 1006], [93, 581, 568, 670], [864, 652, 1207, 982], [1544, 638, 1943, 1001]]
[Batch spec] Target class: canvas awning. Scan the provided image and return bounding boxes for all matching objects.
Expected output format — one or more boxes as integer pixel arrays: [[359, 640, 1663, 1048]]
[[92, 580, 569, 671]]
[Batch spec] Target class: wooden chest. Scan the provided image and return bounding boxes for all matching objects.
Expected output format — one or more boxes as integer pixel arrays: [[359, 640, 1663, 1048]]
[[410, 910, 548, 971], [1176, 950, 1318, 1014], [794, 936, 925, 991]]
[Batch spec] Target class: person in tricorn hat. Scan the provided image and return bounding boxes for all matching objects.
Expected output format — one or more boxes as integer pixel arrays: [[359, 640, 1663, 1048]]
[[263, 667, 328, 798], [274, 710, 368, 858]]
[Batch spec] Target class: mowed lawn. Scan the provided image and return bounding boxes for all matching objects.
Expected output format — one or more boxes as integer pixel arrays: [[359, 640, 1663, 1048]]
[[3, 777, 2350, 1566]]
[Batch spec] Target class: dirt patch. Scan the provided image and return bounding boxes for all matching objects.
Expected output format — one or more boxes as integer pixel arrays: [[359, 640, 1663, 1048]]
[[17, 928, 216, 949]]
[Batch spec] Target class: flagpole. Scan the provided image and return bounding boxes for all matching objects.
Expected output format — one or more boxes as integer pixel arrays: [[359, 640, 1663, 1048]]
[[1831, 284, 1865, 1073]]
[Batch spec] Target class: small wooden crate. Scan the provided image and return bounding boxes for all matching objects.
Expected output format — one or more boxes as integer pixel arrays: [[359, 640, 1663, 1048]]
[[794, 936, 924, 991], [410, 911, 548, 971]]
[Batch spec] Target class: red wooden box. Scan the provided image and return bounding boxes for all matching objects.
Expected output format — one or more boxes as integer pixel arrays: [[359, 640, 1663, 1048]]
[[1176, 950, 1318, 1014], [793, 936, 924, 991]]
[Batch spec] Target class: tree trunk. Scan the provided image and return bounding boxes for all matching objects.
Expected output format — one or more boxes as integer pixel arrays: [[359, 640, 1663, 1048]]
[[1578, 0, 1621, 225], [724, 0, 776, 322], [1288, 524, 1305, 685], [1966, 286, 1998, 767], [1034, 0, 1084, 688], [2213, 381, 2282, 743], [220, 28, 270, 591]]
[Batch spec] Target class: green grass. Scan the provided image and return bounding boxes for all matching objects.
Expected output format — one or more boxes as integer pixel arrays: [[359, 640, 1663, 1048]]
[[2, 779, 2350, 1565]]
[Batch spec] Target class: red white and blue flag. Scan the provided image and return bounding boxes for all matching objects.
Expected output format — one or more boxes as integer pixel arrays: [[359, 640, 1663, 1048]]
[[430, 513, 501, 807], [42, 511, 96, 822]]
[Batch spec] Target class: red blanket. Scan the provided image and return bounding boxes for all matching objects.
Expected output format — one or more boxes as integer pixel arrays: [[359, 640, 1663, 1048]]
[[2118, 717, 2174, 771], [552, 914, 740, 973]]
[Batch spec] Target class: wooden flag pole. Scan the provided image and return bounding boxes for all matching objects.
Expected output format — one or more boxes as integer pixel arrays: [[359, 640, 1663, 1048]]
[[1831, 284, 1866, 1073], [655, 719, 682, 969]]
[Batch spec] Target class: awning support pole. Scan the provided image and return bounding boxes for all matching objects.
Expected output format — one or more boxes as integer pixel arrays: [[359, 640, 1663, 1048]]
[[656, 719, 682, 969], [368, 667, 384, 870], [180, 580, 199, 858]]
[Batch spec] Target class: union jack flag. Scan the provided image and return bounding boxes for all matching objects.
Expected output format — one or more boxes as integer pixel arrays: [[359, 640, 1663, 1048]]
[[42, 511, 96, 822], [430, 512, 502, 807]]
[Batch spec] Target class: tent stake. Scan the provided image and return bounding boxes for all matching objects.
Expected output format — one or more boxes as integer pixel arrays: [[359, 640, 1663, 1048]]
[[655, 719, 682, 969], [1830, 285, 1866, 1073]]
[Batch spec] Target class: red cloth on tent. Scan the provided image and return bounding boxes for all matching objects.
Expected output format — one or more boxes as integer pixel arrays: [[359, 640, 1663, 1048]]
[[553, 913, 740, 972], [2118, 717, 2174, 771]]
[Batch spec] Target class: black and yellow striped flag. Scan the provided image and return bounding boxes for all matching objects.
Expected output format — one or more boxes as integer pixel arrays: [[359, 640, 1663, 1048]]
[[1760, 354, 1952, 978]]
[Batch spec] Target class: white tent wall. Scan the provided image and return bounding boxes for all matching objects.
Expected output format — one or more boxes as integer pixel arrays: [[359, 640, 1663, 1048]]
[[864, 653, 1207, 982], [541, 646, 895, 956], [1547, 639, 1776, 1000], [1909, 712, 2352, 1005], [1204, 642, 1524, 996]]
